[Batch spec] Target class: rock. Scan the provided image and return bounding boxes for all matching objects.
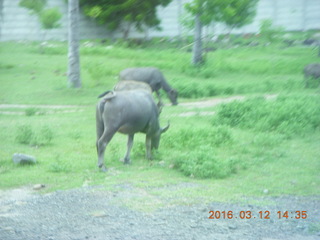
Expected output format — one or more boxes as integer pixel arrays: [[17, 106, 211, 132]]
[[33, 184, 45, 190], [228, 225, 237, 230], [158, 161, 165, 167], [90, 211, 107, 218], [303, 39, 319, 46], [12, 153, 36, 165], [169, 164, 175, 169]]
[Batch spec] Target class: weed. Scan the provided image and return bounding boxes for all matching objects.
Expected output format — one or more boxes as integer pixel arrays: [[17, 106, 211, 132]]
[[0, 63, 15, 69], [15, 125, 54, 146], [16, 125, 34, 145], [25, 107, 38, 116], [259, 19, 285, 43], [173, 146, 238, 179], [251, 132, 284, 148], [48, 155, 71, 173], [166, 126, 235, 178], [33, 126, 54, 146], [210, 125, 234, 147]]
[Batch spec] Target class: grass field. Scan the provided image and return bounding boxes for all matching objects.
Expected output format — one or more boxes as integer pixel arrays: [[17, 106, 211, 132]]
[[0, 39, 319, 204]]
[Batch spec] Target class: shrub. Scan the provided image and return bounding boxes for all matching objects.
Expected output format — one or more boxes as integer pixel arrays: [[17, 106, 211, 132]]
[[259, 19, 285, 43], [48, 155, 71, 173], [210, 125, 234, 147], [33, 126, 54, 146], [15, 125, 54, 146], [25, 108, 38, 116], [165, 126, 235, 179], [16, 125, 34, 145], [165, 126, 233, 150], [173, 146, 238, 179], [213, 97, 267, 127], [19, 0, 46, 14], [39, 8, 61, 29], [213, 95, 320, 137], [251, 132, 284, 148]]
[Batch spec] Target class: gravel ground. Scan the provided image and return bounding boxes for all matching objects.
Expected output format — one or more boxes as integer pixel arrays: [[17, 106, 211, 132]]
[[0, 185, 319, 240]]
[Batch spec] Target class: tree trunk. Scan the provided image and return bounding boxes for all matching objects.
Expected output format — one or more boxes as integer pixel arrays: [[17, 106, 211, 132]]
[[192, 13, 203, 65], [68, 0, 81, 88], [123, 22, 131, 40]]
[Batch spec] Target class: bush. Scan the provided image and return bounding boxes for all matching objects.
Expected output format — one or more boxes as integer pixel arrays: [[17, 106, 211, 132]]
[[174, 146, 239, 179], [175, 81, 234, 98], [259, 19, 285, 43], [48, 155, 71, 173], [213, 95, 320, 137], [33, 126, 54, 146], [166, 126, 233, 150], [16, 125, 34, 145], [213, 97, 267, 127], [25, 108, 38, 116], [15, 125, 54, 146], [39, 8, 61, 29], [165, 126, 235, 179]]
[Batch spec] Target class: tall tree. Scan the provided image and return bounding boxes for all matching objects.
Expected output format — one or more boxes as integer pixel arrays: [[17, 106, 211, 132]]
[[80, 0, 172, 39], [219, 0, 258, 30], [185, 0, 258, 65], [192, 13, 203, 65], [185, 0, 221, 65], [68, 0, 81, 88]]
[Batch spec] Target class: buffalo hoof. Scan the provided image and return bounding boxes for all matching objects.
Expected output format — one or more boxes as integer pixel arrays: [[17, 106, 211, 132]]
[[101, 166, 107, 172], [98, 164, 107, 172], [119, 158, 131, 165]]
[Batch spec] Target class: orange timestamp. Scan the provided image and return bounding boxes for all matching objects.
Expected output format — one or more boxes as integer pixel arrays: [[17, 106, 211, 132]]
[[208, 210, 308, 220]]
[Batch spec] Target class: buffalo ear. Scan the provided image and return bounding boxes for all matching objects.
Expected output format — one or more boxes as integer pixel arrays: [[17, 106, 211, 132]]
[[161, 121, 170, 133]]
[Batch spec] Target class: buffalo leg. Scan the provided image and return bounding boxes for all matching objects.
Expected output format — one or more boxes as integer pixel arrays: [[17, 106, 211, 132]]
[[145, 136, 152, 160], [155, 91, 164, 113], [96, 103, 105, 144], [97, 129, 116, 171], [122, 134, 134, 164]]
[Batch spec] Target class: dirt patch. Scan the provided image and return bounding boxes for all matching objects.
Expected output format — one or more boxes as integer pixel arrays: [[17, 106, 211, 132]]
[[0, 94, 277, 116], [173, 94, 277, 117], [0, 104, 84, 115], [0, 185, 319, 240]]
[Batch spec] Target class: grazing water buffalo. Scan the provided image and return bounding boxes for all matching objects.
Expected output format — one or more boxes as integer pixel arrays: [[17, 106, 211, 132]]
[[304, 63, 320, 88], [96, 90, 169, 171], [119, 67, 178, 106]]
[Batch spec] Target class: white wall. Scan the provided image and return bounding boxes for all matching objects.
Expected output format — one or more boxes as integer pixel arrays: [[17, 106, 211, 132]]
[[0, 0, 319, 41]]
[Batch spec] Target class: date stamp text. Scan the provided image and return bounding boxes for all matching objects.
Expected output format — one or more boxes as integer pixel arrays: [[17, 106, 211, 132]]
[[208, 210, 308, 220]]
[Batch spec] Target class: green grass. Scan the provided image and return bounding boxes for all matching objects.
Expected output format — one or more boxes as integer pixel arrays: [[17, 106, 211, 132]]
[[0, 40, 319, 208]]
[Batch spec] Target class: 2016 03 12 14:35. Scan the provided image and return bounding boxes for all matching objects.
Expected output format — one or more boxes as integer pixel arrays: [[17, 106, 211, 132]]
[[208, 210, 308, 219]]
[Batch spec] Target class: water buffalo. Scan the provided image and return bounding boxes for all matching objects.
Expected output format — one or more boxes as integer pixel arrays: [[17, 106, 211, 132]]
[[98, 81, 162, 113], [119, 67, 178, 106], [304, 63, 320, 88], [96, 90, 169, 171]]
